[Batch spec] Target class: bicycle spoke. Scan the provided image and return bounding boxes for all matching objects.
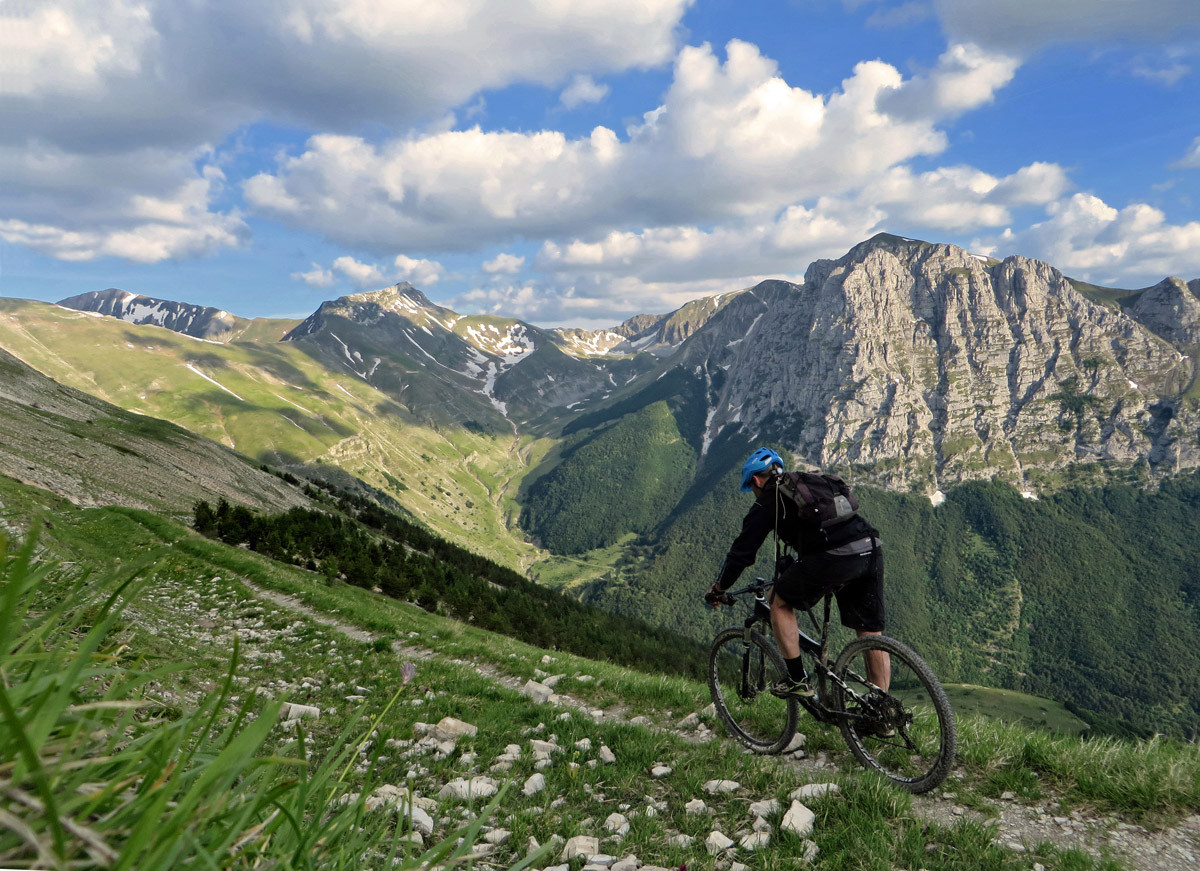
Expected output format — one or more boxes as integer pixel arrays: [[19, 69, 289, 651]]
[[708, 628, 797, 754], [831, 635, 956, 793]]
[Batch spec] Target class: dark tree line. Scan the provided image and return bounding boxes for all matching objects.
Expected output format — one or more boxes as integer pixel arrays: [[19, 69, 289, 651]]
[[193, 494, 706, 679]]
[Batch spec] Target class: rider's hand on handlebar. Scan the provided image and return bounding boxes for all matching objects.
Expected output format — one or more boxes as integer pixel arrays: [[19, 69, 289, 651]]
[[704, 583, 734, 608]]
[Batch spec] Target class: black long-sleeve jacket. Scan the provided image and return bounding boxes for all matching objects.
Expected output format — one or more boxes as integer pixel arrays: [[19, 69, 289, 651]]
[[713, 478, 875, 591]]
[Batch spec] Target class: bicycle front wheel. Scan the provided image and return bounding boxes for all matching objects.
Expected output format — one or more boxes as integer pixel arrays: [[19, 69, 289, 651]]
[[830, 634, 956, 793], [708, 627, 798, 754]]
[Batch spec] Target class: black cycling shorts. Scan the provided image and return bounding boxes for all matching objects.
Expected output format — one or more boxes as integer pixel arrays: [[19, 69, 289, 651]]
[[773, 545, 885, 633]]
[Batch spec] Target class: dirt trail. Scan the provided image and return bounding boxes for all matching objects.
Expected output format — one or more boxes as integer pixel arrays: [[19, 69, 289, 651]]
[[245, 581, 1200, 871]]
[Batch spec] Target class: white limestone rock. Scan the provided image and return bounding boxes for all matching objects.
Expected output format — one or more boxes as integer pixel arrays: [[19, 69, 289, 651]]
[[705, 831, 735, 856], [739, 831, 770, 851], [703, 779, 740, 794], [438, 777, 499, 801], [748, 798, 780, 818], [790, 783, 840, 801], [781, 801, 815, 837], [561, 836, 600, 861], [433, 717, 478, 741], [604, 813, 630, 837]]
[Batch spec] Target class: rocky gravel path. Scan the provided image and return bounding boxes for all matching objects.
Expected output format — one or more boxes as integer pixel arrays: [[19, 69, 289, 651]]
[[245, 581, 1200, 871]]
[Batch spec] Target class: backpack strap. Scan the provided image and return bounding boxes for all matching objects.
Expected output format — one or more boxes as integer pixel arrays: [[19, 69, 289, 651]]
[[789, 473, 818, 511]]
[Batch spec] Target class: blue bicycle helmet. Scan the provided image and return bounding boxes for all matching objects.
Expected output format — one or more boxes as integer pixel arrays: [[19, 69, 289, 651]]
[[740, 447, 784, 491]]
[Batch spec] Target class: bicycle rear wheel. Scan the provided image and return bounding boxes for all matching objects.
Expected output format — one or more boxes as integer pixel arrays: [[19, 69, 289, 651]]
[[830, 634, 956, 793], [708, 627, 798, 754]]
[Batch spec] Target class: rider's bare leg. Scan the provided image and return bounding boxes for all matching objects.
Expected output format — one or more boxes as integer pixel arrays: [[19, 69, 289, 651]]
[[770, 595, 801, 659], [857, 630, 891, 691]]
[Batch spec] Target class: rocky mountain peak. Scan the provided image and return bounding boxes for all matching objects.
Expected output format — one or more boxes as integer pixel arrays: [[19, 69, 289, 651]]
[[1125, 277, 1200, 348], [57, 289, 240, 341], [684, 238, 1198, 492]]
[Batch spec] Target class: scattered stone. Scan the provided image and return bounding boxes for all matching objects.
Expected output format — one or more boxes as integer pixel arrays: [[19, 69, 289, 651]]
[[521, 680, 554, 704], [557, 712, 572, 721], [433, 717, 478, 741], [412, 722, 433, 736], [576, 738, 593, 751], [669, 835, 694, 849], [561, 836, 600, 861], [587, 854, 618, 867], [523, 773, 546, 796], [790, 783, 839, 801], [730, 863, 749, 871], [544, 674, 566, 688], [605, 813, 630, 837], [740, 831, 770, 851], [678, 712, 700, 729], [438, 777, 499, 801], [530, 739, 560, 755], [749, 798, 780, 818], [650, 765, 672, 778], [279, 702, 320, 721], [410, 806, 435, 836], [685, 799, 709, 814], [629, 715, 651, 726], [1000, 790, 1016, 801], [541, 654, 554, 664], [797, 840, 820, 864], [781, 801, 815, 837], [485, 829, 511, 845], [704, 779, 740, 794], [705, 831, 735, 856], [702, 703, 716, 717], [783, 733, 806, 754], [576, 674, 595, 683], [611, 856, 639, 871], [599, 745, 616, 764]]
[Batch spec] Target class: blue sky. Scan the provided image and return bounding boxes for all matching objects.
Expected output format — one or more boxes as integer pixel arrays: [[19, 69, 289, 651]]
[[2, 1, 1198, 327]]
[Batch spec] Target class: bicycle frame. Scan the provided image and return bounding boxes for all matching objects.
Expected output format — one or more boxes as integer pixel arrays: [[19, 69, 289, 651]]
[[727, 577, 887, 731]]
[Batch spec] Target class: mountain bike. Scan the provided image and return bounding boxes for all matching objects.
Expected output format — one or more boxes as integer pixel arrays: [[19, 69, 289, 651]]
[[705, 577, 956, 794]]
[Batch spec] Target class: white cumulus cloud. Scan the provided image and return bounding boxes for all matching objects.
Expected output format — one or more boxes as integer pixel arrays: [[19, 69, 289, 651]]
[[246, 39, 1022, 253], [560, 75, 611, 109], [482, 253, 526, 274], [294, 253, 446, 290], [972, 193, 1200, 285], [0, 165, 245, 262], [0, 0, 693, 264]]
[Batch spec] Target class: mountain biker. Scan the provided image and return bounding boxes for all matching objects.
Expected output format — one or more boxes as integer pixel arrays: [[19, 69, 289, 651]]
[[705, 448, 891, 704]]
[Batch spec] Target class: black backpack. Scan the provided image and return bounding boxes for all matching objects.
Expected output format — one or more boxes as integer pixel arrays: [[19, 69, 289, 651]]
[[776, 470, 860, 531]]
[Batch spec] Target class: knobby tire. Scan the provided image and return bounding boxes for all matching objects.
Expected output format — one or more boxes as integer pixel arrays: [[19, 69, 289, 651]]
[[830, 634, 956, 793], [707, 627, 798, 754]]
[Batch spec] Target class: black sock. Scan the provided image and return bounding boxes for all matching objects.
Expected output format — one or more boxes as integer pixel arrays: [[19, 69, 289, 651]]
[[784, 655, 807, 682]]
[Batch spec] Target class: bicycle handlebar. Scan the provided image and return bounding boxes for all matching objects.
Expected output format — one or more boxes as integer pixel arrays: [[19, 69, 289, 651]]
[[703, 576, 772, 609], [725, 576, 774, 598]]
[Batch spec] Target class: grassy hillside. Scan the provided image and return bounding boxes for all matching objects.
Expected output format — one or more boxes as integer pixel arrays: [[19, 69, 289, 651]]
[[0, 346, 309, 516], [0, 297, 543, 569], [4, 473, 1200, 869]]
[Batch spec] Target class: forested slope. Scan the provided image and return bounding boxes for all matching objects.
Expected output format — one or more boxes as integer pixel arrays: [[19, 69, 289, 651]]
[[581, 472, 1200, 738]]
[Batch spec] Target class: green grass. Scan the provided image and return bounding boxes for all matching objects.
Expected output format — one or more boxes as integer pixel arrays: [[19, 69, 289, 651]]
[[5, 473, 1200, 870], [946, 684, 1088, 736], [0, 529, 530, 869]]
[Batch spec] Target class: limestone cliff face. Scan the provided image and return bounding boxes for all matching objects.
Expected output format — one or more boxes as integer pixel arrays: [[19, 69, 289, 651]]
[[1125, 277, 1200, 348], [690, 235, 1198, 491]]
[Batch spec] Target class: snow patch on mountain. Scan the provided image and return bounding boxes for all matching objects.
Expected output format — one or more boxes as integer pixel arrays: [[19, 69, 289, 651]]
[[185, 364, 244, 401]]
